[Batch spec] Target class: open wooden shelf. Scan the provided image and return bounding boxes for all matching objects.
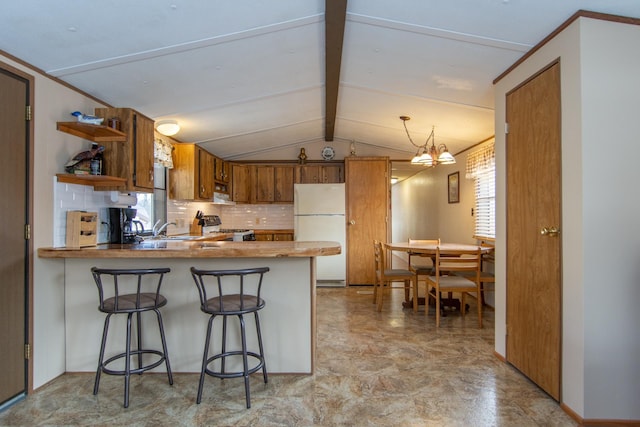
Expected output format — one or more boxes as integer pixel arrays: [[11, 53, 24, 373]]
[[57, 121, 127, 142], [56, 173, 126, 189]]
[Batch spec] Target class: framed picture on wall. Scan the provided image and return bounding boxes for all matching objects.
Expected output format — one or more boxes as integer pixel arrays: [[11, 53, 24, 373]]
[[448, 172, 459, 204]]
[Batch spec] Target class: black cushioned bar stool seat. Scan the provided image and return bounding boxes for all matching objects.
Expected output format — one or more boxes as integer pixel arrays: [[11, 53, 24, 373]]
[[91, 267, 173, 408], [190, 266, 269, 408]]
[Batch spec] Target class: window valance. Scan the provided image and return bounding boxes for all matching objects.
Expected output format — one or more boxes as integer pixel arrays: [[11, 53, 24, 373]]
[[154, 137, 174, 169], [465, 142, 494, 179]]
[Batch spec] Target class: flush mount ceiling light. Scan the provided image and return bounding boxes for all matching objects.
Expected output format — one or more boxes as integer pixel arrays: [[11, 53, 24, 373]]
[[399, 116, 455, 167], [156, 120, 180, 136]]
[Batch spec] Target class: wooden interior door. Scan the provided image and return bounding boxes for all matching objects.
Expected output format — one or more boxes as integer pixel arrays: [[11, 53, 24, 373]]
[[0, 64, 30, 404], [345, 157, 389, 285], [506, 62, 562, 400]]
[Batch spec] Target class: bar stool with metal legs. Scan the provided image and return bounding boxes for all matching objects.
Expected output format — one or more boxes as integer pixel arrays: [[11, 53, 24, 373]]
[[190, 266, 269, 408], [91, 267, 173, 408]]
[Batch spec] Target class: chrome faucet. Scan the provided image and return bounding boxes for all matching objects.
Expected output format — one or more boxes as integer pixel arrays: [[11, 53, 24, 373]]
[[152, 220, 177, 237]]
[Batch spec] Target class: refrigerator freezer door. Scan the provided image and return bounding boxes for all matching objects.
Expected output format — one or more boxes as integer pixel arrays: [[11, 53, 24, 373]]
[[294, 215, 345, 282], [294, 183, 345, 215]]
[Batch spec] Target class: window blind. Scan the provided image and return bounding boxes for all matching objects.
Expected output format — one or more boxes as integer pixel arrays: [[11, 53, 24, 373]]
[[466, 143, 495, 240], [473, 168, 495, 239]]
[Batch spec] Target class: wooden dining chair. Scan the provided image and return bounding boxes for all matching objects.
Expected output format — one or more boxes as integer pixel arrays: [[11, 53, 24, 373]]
[[408, 238, 441, 306], [426, 247, 483, 327], [373, 240, 417, 312], [453, 242, 495, 306]]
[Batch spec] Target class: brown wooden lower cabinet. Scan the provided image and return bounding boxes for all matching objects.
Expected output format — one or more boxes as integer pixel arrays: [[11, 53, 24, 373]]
[[254, 231, 294, 241], [273, 232, 293, 241]]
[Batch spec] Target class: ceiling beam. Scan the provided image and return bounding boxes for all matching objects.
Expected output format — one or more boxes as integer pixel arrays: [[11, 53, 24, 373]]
[[324, 0, 347, 141]]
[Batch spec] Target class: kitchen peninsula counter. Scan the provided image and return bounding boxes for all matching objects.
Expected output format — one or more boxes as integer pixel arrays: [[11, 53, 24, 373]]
[[37, 240, 340, 259], [38, 240, 341, 375]]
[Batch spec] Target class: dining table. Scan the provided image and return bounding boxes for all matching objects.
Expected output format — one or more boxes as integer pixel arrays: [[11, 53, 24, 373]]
[[386, 241, 495, 310]]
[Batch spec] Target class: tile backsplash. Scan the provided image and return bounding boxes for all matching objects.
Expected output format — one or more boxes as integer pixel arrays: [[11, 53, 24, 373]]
[[219, 204, 294, 230], [53, 179, 138, 247], [52, 178, 296, 247], [167, 200, 294, 233]]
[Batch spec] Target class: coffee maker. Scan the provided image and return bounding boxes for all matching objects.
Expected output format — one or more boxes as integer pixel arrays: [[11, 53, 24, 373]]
[[109, 207, 144, 243]]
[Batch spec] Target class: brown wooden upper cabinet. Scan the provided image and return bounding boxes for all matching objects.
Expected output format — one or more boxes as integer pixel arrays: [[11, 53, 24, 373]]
[[230, 161, 343, 204], [198, 148, 215, 199], [231, 164, 251, 203], [214, 155, 230, 194], [169, 143, 216, 200], [274, 165, 295, 202], [234, 164, 295, 204], [297, 163, 343, 183], [94, 107, 155, 192], [253, 165, 274, 202]]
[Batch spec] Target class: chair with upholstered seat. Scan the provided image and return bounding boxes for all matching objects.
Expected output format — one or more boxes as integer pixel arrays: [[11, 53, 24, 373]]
[[373, 240, 417, 312], [453, 242, 495, 306], [426, 248, 483, 327], [190, 266, 269, 408], [408, 238, 441, 306], [91, 267, 173, 408]]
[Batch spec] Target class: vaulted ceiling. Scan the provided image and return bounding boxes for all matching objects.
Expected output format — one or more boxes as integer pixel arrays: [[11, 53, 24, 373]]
[[2, 1, 640, 168]]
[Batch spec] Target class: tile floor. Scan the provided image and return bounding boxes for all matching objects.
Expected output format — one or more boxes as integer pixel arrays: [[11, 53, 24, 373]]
[[0, 286, 577, 426]]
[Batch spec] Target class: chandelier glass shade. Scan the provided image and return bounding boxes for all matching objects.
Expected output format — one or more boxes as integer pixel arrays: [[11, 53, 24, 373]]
[[400, 116, 455, 166]]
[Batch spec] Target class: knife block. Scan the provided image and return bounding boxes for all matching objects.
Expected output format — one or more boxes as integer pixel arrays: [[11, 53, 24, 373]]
[[190, 219, 203, 235], [66, 211, 98, 248]]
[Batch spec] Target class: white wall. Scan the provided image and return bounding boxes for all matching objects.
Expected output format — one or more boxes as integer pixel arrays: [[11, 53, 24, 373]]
[[392, 152, 479, 245], [580, 18, 640, 419], [391, 144, 492, 306], [494, 17, 640, 420], [391, 167, 439, 243], [0, 53, 112, 388]]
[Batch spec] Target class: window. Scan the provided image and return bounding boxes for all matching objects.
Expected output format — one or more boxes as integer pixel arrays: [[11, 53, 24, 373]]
[[466, 143, 495, 240], [132, 164, 168, 233]]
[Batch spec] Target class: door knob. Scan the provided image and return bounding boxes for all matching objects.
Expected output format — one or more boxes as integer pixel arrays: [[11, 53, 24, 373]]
[[349, 220, 356, 225], [540, 226, 560, 237]]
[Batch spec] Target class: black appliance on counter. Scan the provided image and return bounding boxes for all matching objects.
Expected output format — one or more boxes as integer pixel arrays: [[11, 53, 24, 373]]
[[109, 207, 144, 244]]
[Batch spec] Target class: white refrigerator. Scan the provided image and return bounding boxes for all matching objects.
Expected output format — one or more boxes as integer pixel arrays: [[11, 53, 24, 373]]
[[294, 183, 346, 286]]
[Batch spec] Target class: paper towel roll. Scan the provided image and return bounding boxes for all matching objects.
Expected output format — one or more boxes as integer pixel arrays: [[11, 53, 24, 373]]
[[108, 191, 138, 207]]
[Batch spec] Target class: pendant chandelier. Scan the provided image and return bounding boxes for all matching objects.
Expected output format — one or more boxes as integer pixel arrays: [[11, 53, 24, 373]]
[[399, 116, 455, 166]]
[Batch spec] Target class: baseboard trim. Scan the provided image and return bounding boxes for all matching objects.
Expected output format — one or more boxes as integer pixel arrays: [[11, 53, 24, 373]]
[[493, 356, 638, 426], [582, 419, 640, 426], [561, 401, 640, 426]]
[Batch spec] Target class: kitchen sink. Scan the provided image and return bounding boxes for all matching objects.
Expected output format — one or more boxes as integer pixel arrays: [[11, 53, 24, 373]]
[[142, 235, 202, 242]]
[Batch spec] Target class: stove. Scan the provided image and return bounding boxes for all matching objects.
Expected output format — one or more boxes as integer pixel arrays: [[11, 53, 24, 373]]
[[198, 213, 256, 241], [218, 229, 256, 241]]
